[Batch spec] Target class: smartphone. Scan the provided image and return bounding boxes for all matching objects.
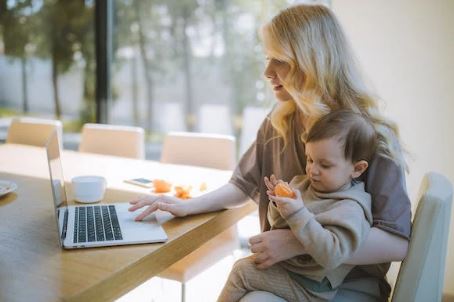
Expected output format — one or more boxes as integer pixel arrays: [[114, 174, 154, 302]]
[[124, 178, 153, 188]]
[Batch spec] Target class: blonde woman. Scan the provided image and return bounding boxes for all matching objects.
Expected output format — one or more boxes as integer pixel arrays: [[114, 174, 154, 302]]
[[129, 4, 410, 301]]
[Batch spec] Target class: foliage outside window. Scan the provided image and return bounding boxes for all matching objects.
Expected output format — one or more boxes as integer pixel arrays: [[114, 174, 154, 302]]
[[0, 0, 328, 157]]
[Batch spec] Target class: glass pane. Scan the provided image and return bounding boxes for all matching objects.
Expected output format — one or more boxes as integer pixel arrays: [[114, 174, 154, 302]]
[[111, 0, 297, 159], [0, 0, 95, 149]]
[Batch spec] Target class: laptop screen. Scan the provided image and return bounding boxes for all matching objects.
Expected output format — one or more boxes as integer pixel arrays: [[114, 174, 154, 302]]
[[46, 130, 68, 246]]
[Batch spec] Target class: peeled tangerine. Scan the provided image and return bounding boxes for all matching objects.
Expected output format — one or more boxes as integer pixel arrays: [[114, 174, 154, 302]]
[[274, 182, 296, 198], [174, 186, 192, 199], [153, 179, 172, 193]]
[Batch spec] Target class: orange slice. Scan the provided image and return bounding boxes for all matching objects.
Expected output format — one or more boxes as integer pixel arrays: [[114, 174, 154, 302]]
[[175, 185, 192, 199], [274, 182, 296, 198], [153, 179, 172, 193]]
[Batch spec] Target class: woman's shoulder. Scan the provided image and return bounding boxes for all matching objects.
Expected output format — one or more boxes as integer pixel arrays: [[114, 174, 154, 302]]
[[256, 112, 274, 140], [376, 124, 407, 166]]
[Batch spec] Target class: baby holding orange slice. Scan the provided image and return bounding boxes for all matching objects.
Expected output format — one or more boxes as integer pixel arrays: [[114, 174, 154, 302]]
[[218, 111, 378, 301]]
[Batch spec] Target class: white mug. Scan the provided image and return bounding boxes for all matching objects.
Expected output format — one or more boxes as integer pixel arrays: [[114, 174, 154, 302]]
[[71, 176, 106, 203]]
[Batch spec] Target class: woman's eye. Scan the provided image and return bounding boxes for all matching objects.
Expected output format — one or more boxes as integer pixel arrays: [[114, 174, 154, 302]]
[[266, 57, 284, 65]]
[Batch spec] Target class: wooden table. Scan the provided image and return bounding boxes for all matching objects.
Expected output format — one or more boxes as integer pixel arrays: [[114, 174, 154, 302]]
[[0, 144, 256, 302]]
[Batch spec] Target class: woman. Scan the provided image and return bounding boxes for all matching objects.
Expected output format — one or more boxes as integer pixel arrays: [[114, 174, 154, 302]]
[[129, 4, 411, 301]]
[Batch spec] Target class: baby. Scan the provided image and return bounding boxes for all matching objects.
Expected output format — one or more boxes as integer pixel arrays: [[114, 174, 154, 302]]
[[218, 110, 377, 302]]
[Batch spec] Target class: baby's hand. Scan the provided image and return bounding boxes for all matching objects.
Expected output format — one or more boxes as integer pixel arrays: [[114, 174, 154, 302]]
[[264, 174, 278, 197], [268, 189, 304, 218]]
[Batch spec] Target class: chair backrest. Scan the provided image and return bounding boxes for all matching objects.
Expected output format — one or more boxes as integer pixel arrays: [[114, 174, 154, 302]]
[[6, 117, 63, 148], [392, 172, 453, 302], [79, 123, 145, 159], [161, 131, 236, 170]]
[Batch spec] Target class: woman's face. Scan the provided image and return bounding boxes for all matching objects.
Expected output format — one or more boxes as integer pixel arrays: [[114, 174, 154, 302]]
[[264, 57, 293, 102]]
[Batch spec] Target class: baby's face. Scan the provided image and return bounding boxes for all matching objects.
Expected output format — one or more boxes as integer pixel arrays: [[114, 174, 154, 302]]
[[305, 137, 355, 193]]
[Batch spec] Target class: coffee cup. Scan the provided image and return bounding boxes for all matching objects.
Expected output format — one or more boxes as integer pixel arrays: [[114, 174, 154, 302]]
[[71, 175, 106, 203]]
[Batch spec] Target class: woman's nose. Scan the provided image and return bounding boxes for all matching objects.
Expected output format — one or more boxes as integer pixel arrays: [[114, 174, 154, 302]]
[[263, 62, 275, 79]]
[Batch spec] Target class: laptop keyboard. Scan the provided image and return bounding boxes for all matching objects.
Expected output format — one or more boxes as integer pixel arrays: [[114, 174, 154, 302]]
[[73, 205, 123, 243]]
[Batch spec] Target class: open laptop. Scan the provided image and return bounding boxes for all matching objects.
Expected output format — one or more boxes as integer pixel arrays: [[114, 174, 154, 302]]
[[46, 130, 168, 249]]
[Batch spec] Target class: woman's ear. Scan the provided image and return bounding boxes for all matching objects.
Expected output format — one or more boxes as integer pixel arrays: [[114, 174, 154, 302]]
[[352, 160, 369, 178]]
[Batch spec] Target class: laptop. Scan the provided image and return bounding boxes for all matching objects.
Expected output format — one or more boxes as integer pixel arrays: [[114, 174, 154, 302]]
[[46, 130, 168, 249]]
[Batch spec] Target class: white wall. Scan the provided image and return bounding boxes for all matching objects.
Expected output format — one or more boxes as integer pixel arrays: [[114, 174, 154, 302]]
[[332, 0, 454, 295]]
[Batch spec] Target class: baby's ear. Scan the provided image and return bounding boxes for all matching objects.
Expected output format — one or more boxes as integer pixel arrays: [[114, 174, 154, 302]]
[[352, 160, 368, 178]]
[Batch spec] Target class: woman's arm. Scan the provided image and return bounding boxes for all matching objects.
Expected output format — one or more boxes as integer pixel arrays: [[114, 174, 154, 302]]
[[129, 182, 250, 219], [186, 182, 251, 213], [250, 226, 408, 269], [344, 227, 409, 265]]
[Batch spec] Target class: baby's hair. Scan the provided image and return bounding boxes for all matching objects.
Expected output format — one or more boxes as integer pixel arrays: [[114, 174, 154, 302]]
[[306, 110, 377, 163]]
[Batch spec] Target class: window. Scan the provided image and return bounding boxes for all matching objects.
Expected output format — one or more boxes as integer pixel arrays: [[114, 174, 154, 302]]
[[2, 0, 323, 159], [0, 0, 95, 147]]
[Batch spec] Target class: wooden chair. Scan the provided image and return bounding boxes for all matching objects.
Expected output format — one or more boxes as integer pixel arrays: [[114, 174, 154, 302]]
[[239, 172, 453, 302], [6, 117, 63, 148], [160, 131, 239, 302], [161, 131, 236, 170], [79, 123, 145, 159]]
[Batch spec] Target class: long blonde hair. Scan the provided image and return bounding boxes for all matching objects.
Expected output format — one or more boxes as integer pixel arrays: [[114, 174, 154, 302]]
[[261, 4, 405, 168]]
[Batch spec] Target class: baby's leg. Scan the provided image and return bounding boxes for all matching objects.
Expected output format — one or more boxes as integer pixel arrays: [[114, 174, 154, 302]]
[[217, 255, 310, 302]]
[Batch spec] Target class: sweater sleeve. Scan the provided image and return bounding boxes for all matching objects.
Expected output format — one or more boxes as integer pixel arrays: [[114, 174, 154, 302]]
[[229, 115, 272, 203], [286, 200, 371, 270], [364, 153, 411, 239]]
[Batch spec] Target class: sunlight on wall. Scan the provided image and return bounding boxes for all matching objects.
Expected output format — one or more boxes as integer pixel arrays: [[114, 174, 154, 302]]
[[333, 0, 454, 295]]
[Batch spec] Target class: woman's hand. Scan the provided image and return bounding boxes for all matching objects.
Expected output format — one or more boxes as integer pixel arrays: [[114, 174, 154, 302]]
[[249, 229, 305, 269], [128, 183, 250, 221], [128, 194, 189, 220]]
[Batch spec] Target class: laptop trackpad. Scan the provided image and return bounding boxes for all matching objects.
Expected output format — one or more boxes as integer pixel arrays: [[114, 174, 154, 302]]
[[115, 203, 168, 243]]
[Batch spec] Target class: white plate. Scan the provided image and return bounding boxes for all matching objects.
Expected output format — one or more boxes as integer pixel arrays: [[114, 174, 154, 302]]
[[0, 180, 18, 197]]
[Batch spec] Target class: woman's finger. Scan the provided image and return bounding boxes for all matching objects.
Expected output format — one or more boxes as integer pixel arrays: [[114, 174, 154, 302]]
[[128, 200, 150, 211], [129, 194, 149, 204], [249, 234, 263, 245], [128, 196, 159, 211], [253, 251, 269, 265], [249, 241, 265, 253], [134, 203, 159, 221], [157, 201, 176, 214], [256, 258, 274, 270]]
